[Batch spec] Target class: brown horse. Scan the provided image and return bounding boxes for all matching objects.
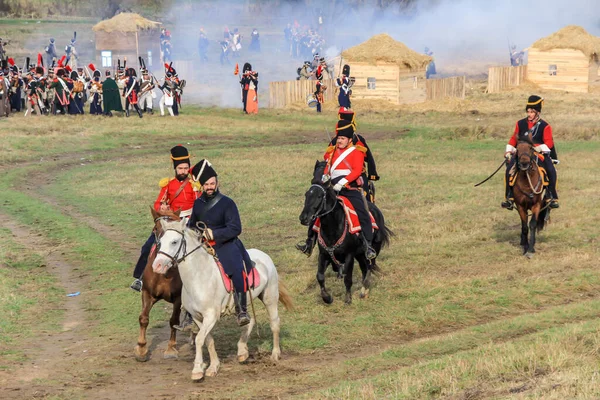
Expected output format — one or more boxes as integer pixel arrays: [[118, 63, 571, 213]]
[[134, 208, 184, 361], [512, 139, 550, 257]]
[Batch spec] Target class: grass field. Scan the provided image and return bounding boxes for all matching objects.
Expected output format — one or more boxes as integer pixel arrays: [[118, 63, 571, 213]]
[[0, 85, 599, 398]]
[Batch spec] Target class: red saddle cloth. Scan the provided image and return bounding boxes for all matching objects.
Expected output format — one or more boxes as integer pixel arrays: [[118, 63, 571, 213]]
[[312, 196, 378, 235], [216, 259, 260, 293]]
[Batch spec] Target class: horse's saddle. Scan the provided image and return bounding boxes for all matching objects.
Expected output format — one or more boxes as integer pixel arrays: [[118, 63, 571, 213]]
[[312, 196, 379, 235], [215, 259, 259, 293]]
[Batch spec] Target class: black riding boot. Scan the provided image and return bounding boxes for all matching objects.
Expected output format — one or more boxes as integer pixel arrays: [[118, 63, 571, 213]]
[[125, 108, 130, 117], [234, 292, 250, 327], [501, 181, 514, 210], [173, 310, 194, 332], [295, 234, 316, 257], [362, 233, 377, 260], [135, 104, 143, 118]]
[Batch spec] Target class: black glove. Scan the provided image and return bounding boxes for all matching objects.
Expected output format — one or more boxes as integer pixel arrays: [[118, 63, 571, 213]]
[[369, 175, 380, 181]]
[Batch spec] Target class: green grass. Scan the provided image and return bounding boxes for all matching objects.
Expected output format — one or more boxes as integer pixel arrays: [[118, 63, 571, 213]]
[[0, 228, 62, 368], [1, 104, 600, 397]]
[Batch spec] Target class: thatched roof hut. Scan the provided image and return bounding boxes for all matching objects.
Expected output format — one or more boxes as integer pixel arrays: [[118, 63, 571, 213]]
[[92, 13, 161, 33], [528, 25, 600, 93], [93, 13, 162, 70], [340, 34, 432, 104]]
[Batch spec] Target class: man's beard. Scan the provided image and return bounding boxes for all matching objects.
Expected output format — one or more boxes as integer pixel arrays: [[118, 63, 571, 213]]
[[204, 188, 218, 198], [176, 173, 188, 182]]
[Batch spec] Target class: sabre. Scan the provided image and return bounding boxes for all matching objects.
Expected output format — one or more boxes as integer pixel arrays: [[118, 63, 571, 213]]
[[474, 159, 507, 187]]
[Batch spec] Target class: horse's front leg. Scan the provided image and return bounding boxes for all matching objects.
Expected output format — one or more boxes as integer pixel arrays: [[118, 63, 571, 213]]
[[343, 255, 355, 305], [517, 207, 529, 254], [527, 205, 540, 257], [164, 296, 181, 359], [191, 311, 218, 382], [135, 290, 157, 362], [204, 332, 220, 377], [237, 308, 256, 363], [317, 251, 333, 304], [356, 254, 371, 299]]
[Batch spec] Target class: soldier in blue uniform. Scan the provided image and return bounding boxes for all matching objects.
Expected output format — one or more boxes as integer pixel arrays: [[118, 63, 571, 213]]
[[181, 159, 253, 328]]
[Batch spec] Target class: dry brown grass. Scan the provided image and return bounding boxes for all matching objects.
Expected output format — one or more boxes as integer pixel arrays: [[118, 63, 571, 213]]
[[342, 33, 432, 69], [532, 25, 600, 57], [92, 12, 161, 33]]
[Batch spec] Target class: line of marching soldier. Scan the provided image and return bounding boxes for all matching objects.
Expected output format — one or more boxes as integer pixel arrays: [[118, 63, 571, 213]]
[[0, 54, 185, 118]]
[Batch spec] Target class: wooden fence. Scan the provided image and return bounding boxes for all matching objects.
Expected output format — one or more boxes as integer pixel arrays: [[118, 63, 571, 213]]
[[426, 76, 466, 100], [487, 65, 527, 93], [269, 79, 336, 109]]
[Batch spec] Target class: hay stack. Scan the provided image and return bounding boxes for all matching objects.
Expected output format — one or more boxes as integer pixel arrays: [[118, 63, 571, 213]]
[[532, 25, 600, 58], [93, 13, 161, 33], [342, 34, 432, 69]]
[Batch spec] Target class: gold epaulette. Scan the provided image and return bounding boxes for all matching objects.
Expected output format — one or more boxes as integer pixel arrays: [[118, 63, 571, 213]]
[[355, 145, 368, 153], [191, 181, 201, 191], [159, 177, 171, 188], [325, 145, 335, 154]]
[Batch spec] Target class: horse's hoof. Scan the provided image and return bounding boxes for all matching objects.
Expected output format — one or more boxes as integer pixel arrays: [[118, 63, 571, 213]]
[[322, 295, 333, 304], [525, 252, 534, 259], [191, 371, 205, 382], [163, 348, 179, 360], [205, 363, 220, 377], [134, 346, 149, 362], [360, 287, 370, 299], [344, 297, 352, 305], [237, 353, 249, 363], [270, 350, 281, 363]]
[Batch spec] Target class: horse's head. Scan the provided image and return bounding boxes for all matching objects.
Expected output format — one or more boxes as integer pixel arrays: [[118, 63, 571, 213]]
[[516, 139, 534, 171], [150, 207, 182, 238], [299, 160, 334, 226], [152, 217, 188, 275]]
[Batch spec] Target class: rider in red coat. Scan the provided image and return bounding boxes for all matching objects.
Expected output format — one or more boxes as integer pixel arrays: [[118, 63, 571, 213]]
[[130, 145, 199, 292], [296, 120, 376, 260], [502, 95, 559, 210]]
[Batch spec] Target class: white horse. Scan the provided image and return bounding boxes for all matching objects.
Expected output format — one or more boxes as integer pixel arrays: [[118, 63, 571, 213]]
[[152, 217, 293, 382]]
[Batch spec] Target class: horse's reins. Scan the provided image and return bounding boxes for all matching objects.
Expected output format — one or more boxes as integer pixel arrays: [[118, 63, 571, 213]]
[[310, 183, 348, 267]]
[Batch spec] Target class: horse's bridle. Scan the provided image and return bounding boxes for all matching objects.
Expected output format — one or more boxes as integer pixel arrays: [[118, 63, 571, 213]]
[[156, 228, 205, 269], [516, 144, 544, 196], [309, 183, 336, 220]]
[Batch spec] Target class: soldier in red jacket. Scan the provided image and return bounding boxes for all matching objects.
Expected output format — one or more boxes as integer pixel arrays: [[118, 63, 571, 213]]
[[130, 145, 199, 291], [296, 120, 376, 260], [502, 95, 559, 210]]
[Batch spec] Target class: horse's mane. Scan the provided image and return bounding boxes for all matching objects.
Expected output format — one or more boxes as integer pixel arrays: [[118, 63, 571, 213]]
[[517, 133, 534, 146], [312, 160, 327, 184]]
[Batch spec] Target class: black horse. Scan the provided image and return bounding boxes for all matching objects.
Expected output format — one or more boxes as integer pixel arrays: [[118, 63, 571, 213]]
[[299, 161, 392, 304]]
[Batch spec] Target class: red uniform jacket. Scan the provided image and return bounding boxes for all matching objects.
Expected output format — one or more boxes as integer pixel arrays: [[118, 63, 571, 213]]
[[323, 145, 365, 188], [154, 178, 198, 212], [508, 119, 554, 149]]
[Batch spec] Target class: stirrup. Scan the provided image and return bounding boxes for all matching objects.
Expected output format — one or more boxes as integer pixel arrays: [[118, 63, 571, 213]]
[[501, 199, 514, 210], [237, 312, 250, 327], [295, 240, 313, 257], [173, 313, 194, 332], [130, 278, 142, 292], [366, 245, 377, 260], [548, 199, 559, 209]]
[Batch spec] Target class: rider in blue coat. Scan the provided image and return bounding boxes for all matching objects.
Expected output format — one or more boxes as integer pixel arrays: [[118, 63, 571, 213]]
[[181, 159, 253, 328]]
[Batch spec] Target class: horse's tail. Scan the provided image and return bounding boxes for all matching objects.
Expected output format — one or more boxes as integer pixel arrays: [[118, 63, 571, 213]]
[[369, 202, 394, 248], [537, 206, 550, 232], [278, 281, 294, 311]]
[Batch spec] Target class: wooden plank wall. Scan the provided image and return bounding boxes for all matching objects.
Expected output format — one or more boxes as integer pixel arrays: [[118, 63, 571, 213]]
[[426, 76, 466, 100], [527, 49, 589, 93], [398, 71, 427, 104], [487, 65, 527, 93], [349, 63, 400, 104], [268, 79, 335, 108]]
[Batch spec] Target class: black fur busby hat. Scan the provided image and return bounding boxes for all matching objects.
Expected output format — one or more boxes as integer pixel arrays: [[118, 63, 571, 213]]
[[191, 159, 218, 185], [342, 64, 350, 76], [335, 120, 354, 138], [526, 95, 543, 112], [243, 62, 252, 73], [70, 70, 78, 80], [35, 66, 44, 75], [170, 145, 191, 169]]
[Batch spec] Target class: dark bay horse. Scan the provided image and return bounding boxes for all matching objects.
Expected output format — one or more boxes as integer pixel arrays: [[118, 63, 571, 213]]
[[512, 139, 551, 257], [134, 208, 184, 361], [299, 160, 392, 304]]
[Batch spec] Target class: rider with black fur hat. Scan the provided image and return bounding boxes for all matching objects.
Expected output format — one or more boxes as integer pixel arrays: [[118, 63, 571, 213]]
[[502, 95, 559, 210], [181, 159, 254, 328]]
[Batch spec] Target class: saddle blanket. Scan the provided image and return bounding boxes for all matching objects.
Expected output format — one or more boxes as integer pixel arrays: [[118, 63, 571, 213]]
[[509, 164, 549, 187], [216, 259, 259, 293], [312, 196, 378, 235]]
